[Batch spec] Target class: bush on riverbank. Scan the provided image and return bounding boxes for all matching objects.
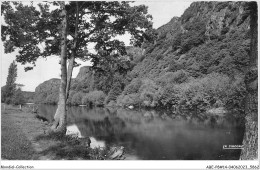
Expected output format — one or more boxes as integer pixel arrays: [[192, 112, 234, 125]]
[[11, 88, 26, 105], [104, 82, 122, 105], [156, 70, 190, 87], [139, 79, 161, 107], [117, 78, 161, 107], [71, 92, 85, 106], [117, 93, 141, 107], [115, 72, 246, 115], [82, 91, 106, 107], [44, 92, 59, 105], [159, 73, 246, 114]]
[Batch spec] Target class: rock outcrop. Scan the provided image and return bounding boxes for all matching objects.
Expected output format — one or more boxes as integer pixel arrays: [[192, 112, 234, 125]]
[[75, 66, 92, 82]]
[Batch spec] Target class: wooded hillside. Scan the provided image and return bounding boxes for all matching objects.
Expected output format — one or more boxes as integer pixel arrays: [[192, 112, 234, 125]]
[[35, 2, 251, 116]]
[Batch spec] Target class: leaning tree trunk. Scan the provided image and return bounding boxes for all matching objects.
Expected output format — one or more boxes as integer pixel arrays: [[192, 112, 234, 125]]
[[51, 1, 68, 134], [240, 2, 258, 160], [66, 2, 79, 100]]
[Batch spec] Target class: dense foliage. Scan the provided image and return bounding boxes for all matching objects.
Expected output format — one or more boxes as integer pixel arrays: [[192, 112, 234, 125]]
[[2, 61, 17, 104], [34, 2, 251, 116], [1, 61, 31, 105], [21, 91, 35, 103], [11, 88, 26, 105], [160, 73, 246, 114], [34, 78, 60, 104], [115, 1, 250, 115], [82, 91, 106, 107]]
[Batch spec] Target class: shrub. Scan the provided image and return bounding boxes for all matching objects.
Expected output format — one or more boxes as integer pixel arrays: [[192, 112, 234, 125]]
[[223, 76, 246, 114], [117, 79, 161, 108], [159, 84, 182, 109], [221, 27, 229, 35], [104, 82, 122, 105], [134, 55, 145, 63], [139, 79, 161, 107], [181, 34, 205, 53], [178, 73, 231, 112], [158, 72, 246, 115], [117, 93, 141, 107], [1, 86, 6, 103], [34, 93, 47, 104], [172, 33, 182, 51], [12, 89, 26, 105], [122, 78, 142, 95], [44, 92, 59, 105], [156, 70, 189, 87], [71, 92, 84, 106], [82, 95, 91, 107], [82, 91, 106, 107], [106, 100, 117, 107], [167, 60, 183, 72], [155, 54, 164, 61], [179, 18, 207, 53]]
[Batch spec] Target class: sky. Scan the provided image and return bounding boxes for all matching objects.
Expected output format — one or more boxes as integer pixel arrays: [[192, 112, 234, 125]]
[[0, 0, 193, 92]]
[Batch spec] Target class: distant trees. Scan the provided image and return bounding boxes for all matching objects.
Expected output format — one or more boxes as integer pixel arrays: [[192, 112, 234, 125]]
[[12, 88, 26, 105], [2, 61, 26, 105], [2, 61, 17, 104]]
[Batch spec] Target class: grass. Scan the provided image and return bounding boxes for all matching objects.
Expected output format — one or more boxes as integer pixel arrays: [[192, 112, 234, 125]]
[[1, 104, 114, 160], [34, 132, 109, 160], [1, 109, 35, 160]]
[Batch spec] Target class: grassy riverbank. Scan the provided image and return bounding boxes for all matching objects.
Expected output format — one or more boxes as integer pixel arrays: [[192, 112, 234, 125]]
[[1, 108, 35, 159], [1, 104, 115, 160]]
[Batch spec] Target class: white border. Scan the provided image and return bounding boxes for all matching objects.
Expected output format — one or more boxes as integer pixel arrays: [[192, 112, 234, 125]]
[[1, 160, 259, 169], [1, 0, 259, 169]]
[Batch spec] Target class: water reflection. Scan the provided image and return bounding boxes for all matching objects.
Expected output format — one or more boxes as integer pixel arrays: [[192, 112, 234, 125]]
[[66, 124, 83, 138], [66, 124, 106, 149], [37, 105, 245, 160], [89, 137, 106, 149]]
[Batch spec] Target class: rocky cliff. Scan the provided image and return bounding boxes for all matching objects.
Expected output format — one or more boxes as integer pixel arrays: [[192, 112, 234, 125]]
[[130, 1, 251, 79], [75, 66, 92, 81]]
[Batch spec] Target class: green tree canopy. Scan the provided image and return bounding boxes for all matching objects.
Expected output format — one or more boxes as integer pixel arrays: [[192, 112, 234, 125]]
[[12, 88, 26, 105], [1, 1, 155, 70], [2, 60, 17, 104]]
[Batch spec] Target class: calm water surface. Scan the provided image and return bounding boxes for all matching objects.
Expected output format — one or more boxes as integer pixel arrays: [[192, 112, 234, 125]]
[[37, 105, 245, 160]]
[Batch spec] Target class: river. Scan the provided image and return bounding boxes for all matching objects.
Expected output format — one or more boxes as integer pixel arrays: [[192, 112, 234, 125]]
[[37, 104, 245, 160]]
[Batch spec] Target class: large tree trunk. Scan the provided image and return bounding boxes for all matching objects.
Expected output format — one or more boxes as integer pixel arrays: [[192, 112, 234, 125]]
[[66, 54, 75, 99], [240, 2, 258, 160], [51, 1, 68, 134], [66, 2, 79, 100]]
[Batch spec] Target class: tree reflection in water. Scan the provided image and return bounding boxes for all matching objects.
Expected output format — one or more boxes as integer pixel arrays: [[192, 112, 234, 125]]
[[37, 104, 245, 160]]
